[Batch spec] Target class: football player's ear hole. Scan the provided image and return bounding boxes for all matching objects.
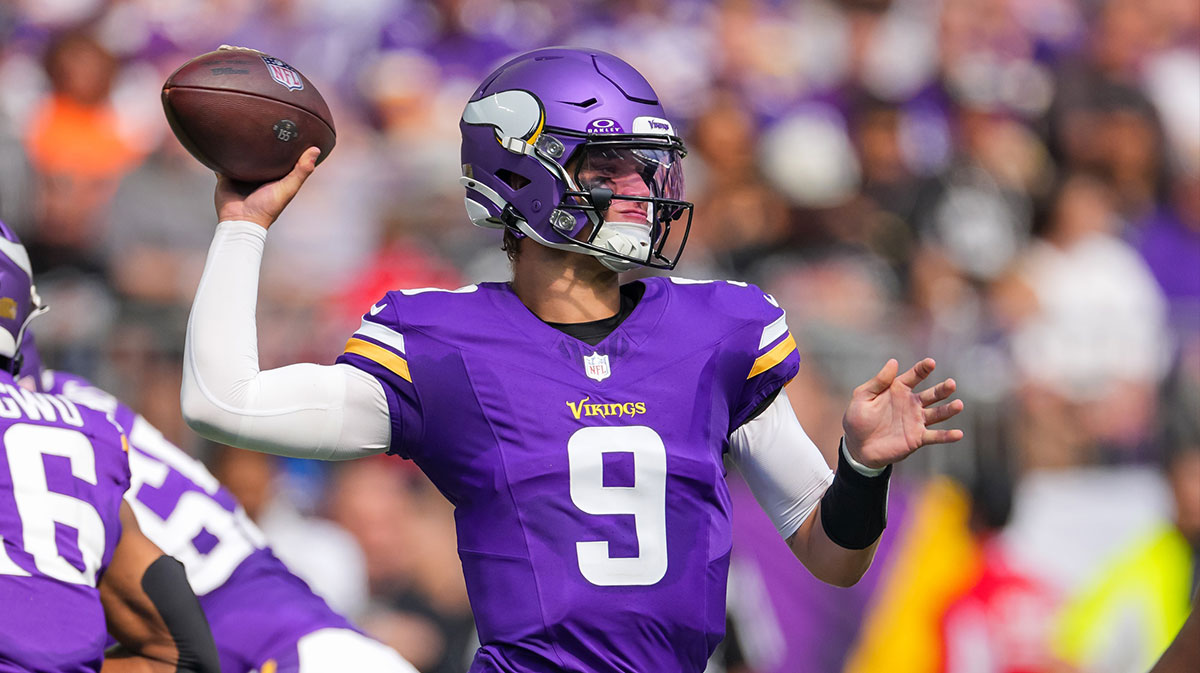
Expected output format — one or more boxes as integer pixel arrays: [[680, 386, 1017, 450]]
[[497, 169, 530, 190]]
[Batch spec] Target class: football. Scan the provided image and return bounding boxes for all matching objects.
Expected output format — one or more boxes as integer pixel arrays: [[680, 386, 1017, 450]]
[[161, 46, 335, 183]]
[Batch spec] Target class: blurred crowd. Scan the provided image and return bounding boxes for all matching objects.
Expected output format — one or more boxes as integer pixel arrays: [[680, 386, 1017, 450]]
[[0, 0, 1196, 671]]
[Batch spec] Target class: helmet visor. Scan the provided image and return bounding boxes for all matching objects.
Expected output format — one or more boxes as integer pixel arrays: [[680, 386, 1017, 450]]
[[547, 132, 694, 270], [571, 143, 686, 225]]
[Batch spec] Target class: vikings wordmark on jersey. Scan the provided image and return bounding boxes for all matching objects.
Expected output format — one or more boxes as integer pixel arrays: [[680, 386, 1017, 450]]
[[337, 277, 799, 673]]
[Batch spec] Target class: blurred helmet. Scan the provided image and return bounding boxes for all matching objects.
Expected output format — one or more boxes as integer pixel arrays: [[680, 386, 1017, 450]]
[[16, 331, 44, 391], [0, 221, 46, 373], [460, 47, 693, 271]]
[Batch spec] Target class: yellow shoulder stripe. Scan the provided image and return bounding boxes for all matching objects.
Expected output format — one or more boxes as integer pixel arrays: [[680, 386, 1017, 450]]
[[344, 337, 411, 382], [748, 333, 796, 379]]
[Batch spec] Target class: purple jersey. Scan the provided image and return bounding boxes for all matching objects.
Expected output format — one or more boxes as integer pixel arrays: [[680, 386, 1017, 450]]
[[0, 373, 130, 673], [39, 371, 356, 673], [336, 277, 799, 672]]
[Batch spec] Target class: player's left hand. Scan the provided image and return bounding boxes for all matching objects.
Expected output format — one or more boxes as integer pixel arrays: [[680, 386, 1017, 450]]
[[842, 358, 964, 470]]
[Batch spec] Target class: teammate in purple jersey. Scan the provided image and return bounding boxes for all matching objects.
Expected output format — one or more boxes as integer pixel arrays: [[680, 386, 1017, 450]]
[[180, 48, 965, 672], [15, 334, 416, 673], [0, 223, 218, 673]]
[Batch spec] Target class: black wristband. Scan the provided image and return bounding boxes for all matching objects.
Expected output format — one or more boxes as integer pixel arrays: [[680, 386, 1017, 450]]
[[819, 439, 893, 550], [141, 555, 221, 673]]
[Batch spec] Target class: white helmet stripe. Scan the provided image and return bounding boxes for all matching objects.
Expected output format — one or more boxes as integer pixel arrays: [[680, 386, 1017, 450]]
[[0, 237, 32, 278]]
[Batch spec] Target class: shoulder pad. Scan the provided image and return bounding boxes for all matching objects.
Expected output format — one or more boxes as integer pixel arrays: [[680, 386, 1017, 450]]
[[662, 276, 785, 326], [365, 284, 487, 331]]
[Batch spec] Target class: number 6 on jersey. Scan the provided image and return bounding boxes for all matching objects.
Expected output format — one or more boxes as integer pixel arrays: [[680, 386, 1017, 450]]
[[567, 426, 668, 587]]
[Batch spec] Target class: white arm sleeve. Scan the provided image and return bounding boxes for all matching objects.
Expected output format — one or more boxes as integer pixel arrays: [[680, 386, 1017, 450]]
[[728, 389, 834, 539], [181, 220, 391, 460]]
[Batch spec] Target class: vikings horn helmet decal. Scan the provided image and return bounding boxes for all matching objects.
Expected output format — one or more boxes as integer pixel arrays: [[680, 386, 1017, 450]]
[[459, 48, 694, 271], [462, 90, 546, 148]]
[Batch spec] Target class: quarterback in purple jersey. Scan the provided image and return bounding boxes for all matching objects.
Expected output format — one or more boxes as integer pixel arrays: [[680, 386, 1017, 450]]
[[0, 223, 218, 673], [181, 48, 965, 672], [13, 333, 416, 673]]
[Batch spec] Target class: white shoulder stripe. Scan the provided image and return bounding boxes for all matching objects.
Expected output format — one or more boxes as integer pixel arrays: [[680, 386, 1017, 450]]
[[759, 313, 789, 350], [355, 318, 406, 354]]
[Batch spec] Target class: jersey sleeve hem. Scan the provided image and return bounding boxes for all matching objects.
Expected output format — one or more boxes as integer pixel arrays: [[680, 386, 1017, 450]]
[[336, 352, 412, 460], [730, 330, 800, 432]]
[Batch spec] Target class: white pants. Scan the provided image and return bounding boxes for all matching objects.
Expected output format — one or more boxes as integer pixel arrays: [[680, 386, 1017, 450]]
[[250, 628, 419, 673]]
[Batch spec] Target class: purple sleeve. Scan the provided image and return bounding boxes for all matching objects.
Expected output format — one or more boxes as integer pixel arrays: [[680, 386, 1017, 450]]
[[723, 285, 801, 431], [334, 294, 424, 459]]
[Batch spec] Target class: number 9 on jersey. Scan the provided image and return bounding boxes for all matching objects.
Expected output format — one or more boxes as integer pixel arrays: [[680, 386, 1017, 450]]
[[567, 426, 668, 587]]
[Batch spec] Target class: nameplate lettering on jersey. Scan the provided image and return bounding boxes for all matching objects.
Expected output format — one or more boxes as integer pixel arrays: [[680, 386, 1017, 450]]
[[0, 384, 83, 427], [566, 396, 647, 421]]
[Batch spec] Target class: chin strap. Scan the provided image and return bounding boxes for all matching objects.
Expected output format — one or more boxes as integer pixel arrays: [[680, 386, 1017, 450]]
[[593, 221, 652, 271]]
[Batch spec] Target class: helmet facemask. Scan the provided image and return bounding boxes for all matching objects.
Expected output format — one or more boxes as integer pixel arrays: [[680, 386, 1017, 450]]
[[550, 134, 692, 271]]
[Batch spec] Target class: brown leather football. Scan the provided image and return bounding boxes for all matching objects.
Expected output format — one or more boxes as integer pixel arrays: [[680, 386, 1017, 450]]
[[162, 46, 335, 183]]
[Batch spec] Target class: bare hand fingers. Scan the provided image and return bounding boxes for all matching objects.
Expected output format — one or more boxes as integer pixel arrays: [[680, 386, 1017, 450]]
[[918, 378, 957, 407], [896, 357, 936, 389], [923, 399, 964, 426], [921, 428, 965, 446], [857, 358, 899, 397], [275, 146, 321, 195]]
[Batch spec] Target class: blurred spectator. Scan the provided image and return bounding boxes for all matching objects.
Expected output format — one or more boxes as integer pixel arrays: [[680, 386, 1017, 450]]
[[24, 29, 145, 273], [1133, 169, 1200, 332], [104, 137, 216, 344], [906, 102, 1046, 328], [684, 89, 790, 275], [1048, 445, 1195, 672], [337, 208, 463, 328], [759, 105, 862, 213], [1008, 172, 1169, 467], [102, 325, 190, 448], [849, 95, 936, 237], [938, 458, 1067, 673], [1094, 92, 1167, 221], [1002, 463, 1178, 673], [0, 109, 35, 232], [328, 458, 474, 673], [1165, 445, 1200, 593]]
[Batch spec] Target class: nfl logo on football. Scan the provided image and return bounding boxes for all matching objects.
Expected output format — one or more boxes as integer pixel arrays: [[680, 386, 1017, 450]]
[[583, 352, 610, 382], [261, 56, 304, 91]]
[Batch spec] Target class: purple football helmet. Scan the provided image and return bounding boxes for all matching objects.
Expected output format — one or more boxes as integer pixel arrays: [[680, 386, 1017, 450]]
[[0, 221, 46, 373], [460, 47, 693, 271]]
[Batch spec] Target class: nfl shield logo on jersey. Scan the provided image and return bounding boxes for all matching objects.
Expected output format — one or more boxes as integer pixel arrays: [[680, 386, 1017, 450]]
[[261, 56, 304, 91], [584, 352, 611, 382]]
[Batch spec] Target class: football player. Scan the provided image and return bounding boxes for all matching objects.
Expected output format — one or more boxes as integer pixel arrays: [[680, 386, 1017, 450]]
[[0, 222, 219, 673], [0, 224, 414, 673], [15, 334, 418, 673], [181, 47, 965, 672]]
